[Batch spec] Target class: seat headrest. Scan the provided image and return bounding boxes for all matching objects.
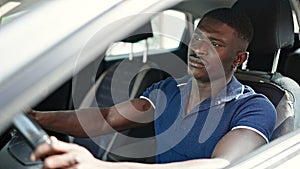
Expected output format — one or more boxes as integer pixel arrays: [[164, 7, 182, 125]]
[[232, 0, 294, 53], [122, 22, 153, 43]]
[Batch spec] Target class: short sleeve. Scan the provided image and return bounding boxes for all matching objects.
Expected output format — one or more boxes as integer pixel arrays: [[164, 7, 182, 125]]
[[140, 79, 167, 109], [140, 77, 178, 110], [231, 95, 277, 142]]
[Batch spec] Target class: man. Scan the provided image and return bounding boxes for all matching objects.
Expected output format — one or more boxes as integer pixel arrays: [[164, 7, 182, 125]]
[[29, 8, 276, 168]]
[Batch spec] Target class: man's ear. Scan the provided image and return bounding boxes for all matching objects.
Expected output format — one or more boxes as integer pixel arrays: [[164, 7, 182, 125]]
[[233, 51, 249, 68]]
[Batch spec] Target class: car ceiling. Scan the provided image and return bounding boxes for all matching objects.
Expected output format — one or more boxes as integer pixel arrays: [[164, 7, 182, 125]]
[[172, 0, 237, 18], [1, 0, 237, 20]]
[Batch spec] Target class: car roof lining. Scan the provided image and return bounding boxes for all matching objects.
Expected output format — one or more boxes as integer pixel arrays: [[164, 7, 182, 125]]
[[172, 0, 237, 18]]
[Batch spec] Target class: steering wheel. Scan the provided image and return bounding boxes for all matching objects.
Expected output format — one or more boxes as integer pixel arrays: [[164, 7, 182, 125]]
[[13, 113, 51, 150]]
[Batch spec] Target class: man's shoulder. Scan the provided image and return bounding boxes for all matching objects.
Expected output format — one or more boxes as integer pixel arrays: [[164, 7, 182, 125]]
[[235, 85, 276, 112]]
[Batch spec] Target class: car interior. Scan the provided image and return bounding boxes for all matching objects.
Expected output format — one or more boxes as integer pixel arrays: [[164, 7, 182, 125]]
[[71, 10, 192, 162], [0, 0, 300, 168]]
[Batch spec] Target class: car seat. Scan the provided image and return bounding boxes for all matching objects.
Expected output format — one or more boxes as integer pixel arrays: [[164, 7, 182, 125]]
[[232, 0, 300, 140]]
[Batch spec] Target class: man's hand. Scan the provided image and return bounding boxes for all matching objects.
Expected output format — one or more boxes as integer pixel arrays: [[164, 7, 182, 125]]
[[31, 136, 231, 169], [31, 136, 102, 169]]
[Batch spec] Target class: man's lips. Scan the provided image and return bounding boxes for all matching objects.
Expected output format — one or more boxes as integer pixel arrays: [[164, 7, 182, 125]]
[[189, 55, 207, 68]]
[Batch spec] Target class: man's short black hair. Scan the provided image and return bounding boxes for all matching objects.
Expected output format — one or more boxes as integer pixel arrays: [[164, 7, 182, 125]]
[[200, 8, 253, 44]]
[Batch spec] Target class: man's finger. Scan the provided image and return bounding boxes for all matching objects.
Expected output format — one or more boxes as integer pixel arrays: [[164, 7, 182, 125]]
[[42, 152, 80, 169], [31, 136, 80, 161]]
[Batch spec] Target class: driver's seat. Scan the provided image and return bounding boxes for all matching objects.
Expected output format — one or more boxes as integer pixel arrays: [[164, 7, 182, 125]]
[[232, 0, 300, 140]]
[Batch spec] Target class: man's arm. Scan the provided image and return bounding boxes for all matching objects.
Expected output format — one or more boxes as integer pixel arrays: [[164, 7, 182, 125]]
[[29, 98, 154, 137], [157, 129, 266, 167], [31, 137, 230, 169], [211, 128, 267, 162], [30, 129, 266, 169]]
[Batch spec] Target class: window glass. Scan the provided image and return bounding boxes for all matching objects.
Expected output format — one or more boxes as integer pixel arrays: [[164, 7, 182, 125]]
[[0, 1, 22, 25], [105, 10, 186, 60], [293, 11, 299, 33], [0, 0, 31, 26], [194, 18, 200, 30]]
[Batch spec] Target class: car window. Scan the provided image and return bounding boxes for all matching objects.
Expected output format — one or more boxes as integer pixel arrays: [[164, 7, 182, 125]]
[[0, 0, 30, 26], [105, 10, 186, 61], [194, 18, 200, 30], [293, 11, 299, 33]]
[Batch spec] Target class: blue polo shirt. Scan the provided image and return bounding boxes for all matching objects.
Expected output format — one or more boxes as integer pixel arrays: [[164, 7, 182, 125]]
[[141, 76, 276, 163]]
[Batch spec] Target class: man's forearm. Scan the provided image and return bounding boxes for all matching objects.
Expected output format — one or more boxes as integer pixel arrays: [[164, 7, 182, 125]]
[[30, 109, 87, 137], [30, 108, 114, 137], [29, 98, 154, 137]]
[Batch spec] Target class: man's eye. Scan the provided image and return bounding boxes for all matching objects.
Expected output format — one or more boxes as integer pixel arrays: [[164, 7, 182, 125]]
[[211, 41, 220, 47]]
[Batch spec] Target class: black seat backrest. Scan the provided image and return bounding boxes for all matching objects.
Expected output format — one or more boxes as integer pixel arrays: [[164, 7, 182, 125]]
[[232, 0, 300, 140], [233, 0, 294, 72]]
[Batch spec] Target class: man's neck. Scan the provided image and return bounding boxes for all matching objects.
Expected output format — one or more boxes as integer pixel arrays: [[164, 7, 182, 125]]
[[185, 76, 232, 114]]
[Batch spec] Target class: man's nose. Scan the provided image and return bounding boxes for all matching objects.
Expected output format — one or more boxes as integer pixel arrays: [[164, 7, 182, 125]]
[[190, 41, 209, 56]]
